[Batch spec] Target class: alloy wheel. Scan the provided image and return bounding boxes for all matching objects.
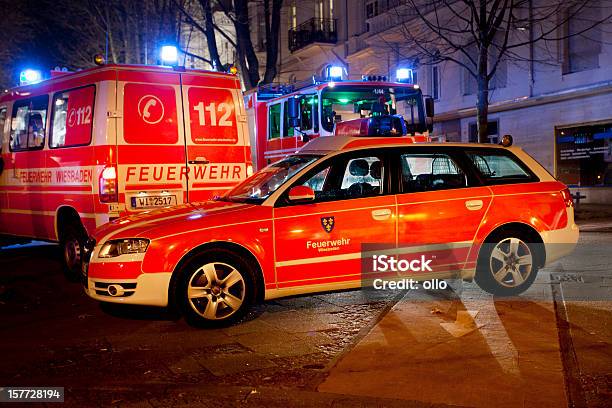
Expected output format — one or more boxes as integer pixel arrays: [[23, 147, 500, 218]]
[[489, 237, 533, 288], [187, 262, 246, 320]]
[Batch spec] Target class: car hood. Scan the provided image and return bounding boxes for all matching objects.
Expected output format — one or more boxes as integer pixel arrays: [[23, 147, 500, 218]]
[[92, 200, 262, 243]]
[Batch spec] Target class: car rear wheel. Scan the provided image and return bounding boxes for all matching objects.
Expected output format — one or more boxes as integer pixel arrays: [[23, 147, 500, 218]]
[[177, 249, 254, 327], [60, 222, 87, 282], [475, 230, 541, 296]]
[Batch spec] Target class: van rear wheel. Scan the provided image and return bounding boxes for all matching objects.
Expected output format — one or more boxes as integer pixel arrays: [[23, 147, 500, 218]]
[[60, 222, 87, 282]]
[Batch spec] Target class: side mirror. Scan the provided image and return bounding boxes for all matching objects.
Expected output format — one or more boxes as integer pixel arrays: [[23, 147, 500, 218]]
[[287, 97, 300, 127], [425, 97, 435, 118], [287, 185, 315, 203]]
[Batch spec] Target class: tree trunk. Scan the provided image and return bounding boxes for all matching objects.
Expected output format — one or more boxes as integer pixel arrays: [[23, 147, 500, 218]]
[[200, 0, 222, 70], [476, 45, 489, 143], [262, 0, 282, 84], [233, 0, 260, 89]]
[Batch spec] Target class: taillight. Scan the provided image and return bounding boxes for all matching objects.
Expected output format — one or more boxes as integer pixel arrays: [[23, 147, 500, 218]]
[[99, 165, 118, 203], [560, 188, 574, 208]]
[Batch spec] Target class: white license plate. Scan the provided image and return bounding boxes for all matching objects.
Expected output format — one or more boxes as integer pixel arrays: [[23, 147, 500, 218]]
[[131, 195, 177, 208]]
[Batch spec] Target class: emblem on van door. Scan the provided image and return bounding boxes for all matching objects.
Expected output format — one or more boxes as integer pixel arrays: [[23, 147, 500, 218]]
[[321, 216, 335, 233]]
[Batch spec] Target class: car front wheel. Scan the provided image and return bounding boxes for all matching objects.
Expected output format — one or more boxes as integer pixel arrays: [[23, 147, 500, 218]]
[[475, 230, 542, 296], [178, 249, 254, 327]]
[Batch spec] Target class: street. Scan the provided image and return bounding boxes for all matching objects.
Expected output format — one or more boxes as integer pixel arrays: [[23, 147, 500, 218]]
[[0, 226, 610, 407]]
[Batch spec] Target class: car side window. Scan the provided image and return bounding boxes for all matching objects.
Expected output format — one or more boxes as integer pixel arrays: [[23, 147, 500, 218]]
[[400, 153, 467, 192], [293, 154, 384, 203], [302, 166, 330, 192], [466, 151, 535, 183]]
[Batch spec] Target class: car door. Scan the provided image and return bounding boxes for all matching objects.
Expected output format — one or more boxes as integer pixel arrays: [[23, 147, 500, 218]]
[[394, 147, 492, 275], [273, 150, 396, 289]]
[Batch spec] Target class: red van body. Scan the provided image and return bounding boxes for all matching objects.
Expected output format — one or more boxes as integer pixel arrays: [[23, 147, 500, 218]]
[[0, 64, 251, 275]]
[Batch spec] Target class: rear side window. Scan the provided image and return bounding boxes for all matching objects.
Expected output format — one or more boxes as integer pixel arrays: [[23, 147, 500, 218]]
[[466, 150, 536, 184], [50, 86, 95, 148], [10, 95, 48, 151], [400, 153, 467, 192]]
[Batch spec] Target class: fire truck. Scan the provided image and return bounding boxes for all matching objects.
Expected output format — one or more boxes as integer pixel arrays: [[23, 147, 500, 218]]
[[0, 64, 251, 278], [244, 66, 435, 169]]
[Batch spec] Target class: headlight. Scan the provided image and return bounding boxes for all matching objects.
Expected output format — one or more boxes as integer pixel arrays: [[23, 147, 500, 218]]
[[98, 239, 149, 258]]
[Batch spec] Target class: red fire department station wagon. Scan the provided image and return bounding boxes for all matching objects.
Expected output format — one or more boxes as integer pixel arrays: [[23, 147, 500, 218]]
[[83, 131, 579, 326], [0, 64, 251, 277], [244, 69, 435, 169]]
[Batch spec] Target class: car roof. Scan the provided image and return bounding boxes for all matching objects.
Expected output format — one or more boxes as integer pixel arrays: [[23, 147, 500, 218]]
[[298, 135, 514, 154]]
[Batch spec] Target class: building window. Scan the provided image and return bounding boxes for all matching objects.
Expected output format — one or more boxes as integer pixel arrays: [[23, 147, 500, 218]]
[[563, 1, 602, 74], [430, 65, 440, 100], [366, 1, 379, 19], [289, 2, 297, 30], [469, 120, 499, 144], [556, 123, 612, 186]]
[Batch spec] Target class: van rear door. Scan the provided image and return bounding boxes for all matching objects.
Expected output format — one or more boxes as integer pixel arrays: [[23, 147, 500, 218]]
[[118, 71, 188, 212], [181, 73, 249, 202]]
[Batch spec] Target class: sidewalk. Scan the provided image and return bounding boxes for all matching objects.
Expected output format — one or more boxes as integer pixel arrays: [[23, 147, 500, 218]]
[[318, 279, 568, 407]]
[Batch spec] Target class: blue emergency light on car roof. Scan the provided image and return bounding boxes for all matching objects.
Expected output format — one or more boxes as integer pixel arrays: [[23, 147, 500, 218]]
[[396, 68, 413, 83], [19, 69, 43, 86]]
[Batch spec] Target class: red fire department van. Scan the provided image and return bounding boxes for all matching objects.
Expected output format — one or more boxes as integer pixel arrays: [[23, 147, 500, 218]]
[[244, 68, 434, 169], [0, 64, 251, 277]]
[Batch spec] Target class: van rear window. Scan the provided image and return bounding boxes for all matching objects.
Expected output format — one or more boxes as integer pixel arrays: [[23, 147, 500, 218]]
[[466, 150, 537, 184], [50, 85, 95, 148]]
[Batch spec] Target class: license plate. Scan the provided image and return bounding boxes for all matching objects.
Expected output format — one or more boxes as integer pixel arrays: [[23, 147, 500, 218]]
[[131, 195, 177, 208]]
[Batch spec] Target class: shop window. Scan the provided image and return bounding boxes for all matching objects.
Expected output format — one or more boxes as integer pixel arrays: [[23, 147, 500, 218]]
[[50, 86, 95, 148], [9, 95, 48, 151], [556, 124, 612, 186]]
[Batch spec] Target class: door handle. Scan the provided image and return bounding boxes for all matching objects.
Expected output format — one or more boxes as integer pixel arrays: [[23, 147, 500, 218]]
[[372, 208, 392, 221], [465, 200, 484, 211], [188, 157, 210, 165]]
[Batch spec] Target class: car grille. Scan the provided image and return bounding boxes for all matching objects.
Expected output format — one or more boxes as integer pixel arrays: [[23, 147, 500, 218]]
[[93, 281, 137, 297]]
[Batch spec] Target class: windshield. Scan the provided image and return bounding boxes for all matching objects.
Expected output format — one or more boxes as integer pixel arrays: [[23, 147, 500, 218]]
[[321, 85, 424, 133], [221, 155, 321, 203]]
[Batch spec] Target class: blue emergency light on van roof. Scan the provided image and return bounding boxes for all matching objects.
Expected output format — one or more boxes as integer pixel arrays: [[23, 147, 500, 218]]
[[19, 69, 43, 86], [396, 68, 413, 83], [326, 65, 344, 81], [160, 45, 178, 65]]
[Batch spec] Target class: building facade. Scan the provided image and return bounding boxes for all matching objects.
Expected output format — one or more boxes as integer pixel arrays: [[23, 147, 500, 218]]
[[184, 0, 612, 203]]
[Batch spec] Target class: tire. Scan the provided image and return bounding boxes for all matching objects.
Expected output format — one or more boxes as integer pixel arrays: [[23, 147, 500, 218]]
[[475, 229, 543, 296], [60, 221, 87, 282], [176, 248, 255, 327]]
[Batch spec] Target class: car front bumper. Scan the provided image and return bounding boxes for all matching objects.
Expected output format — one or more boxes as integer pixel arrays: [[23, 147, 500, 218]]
[[85, 272, 172, 307]]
